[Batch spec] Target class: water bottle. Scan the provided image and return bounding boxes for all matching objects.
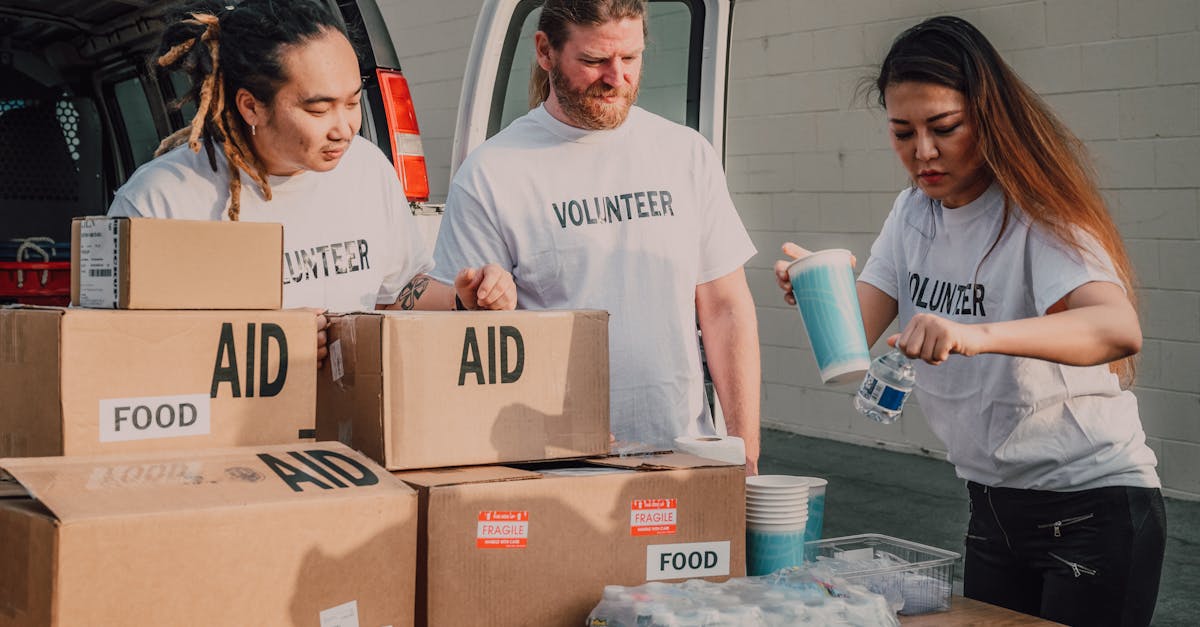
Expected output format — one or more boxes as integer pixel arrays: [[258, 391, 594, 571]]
[[854, 350, 915, 424]]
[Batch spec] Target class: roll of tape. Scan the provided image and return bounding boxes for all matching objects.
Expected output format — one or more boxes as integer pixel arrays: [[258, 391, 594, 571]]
[[673, 435, 746, 465]]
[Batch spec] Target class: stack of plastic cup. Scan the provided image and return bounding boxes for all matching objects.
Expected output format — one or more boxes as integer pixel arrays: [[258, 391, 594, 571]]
[[745, 475, 809, 576]]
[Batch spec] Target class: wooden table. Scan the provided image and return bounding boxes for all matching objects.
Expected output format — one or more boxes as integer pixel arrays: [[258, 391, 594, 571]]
[[900, 596, 1065, 626]]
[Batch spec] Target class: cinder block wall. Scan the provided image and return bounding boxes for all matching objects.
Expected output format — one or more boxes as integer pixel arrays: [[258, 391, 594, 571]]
[[381, 0, 1200, 500]]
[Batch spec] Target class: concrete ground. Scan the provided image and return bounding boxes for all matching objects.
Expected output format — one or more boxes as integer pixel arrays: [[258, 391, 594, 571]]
[[759, 429, 1200, 626]]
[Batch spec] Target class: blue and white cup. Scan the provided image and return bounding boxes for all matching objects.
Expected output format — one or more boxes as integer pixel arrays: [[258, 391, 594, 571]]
[[786, 249, 870, 384], [746, 475, 810, 575]]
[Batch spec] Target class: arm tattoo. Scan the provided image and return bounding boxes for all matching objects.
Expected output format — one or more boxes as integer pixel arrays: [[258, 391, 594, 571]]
[[397, 276, 430, 310]]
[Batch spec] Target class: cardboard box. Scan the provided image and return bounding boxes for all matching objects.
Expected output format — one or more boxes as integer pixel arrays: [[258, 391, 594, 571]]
[[70, 216, 282, 309], [318, 310, 610, 470], [398, 453, 746, 627], [0, 442, 417, 627], [0, 307, 316, 457]]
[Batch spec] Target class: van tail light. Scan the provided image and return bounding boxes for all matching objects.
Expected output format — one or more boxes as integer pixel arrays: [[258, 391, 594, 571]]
[[376, 69, 430, 203]]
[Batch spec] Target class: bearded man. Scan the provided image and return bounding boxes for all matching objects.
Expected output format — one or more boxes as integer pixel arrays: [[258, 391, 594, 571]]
[[431, 0, 761, 473]]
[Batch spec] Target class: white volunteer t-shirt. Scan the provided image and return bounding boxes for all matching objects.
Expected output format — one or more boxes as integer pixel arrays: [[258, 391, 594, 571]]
[[108, 135, 432, 312], [859, 183, 1159, 491], [433, 105, 756, 449]]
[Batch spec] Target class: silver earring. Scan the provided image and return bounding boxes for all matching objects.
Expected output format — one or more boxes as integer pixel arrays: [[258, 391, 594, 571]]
[[251, 124, 256, 136]]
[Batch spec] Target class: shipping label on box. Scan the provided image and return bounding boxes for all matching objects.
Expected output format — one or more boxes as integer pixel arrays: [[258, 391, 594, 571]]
[[318, 310, 610, 470], [0, 307, 316, 458], [399, 454, 746, 627], [0, 443, 417, 627], [70, 216, 283, 310]]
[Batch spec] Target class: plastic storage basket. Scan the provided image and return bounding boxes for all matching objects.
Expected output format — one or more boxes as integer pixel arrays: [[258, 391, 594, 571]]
[[805, 533, 959, 615]]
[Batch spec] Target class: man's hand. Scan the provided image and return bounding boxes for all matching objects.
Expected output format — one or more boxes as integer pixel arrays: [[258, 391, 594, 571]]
[[455, 263, 517, 310], [300, 308, 329, 368]]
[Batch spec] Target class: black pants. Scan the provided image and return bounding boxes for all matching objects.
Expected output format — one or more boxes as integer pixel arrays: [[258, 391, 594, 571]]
[[963, 482, 1166, 627]]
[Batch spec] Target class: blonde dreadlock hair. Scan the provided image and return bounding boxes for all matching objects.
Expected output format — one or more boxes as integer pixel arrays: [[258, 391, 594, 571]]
[[154, 0, 351, 220]]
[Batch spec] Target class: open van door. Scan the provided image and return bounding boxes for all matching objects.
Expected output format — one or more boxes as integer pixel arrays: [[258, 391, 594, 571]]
[[451, 0, 734, 180], [451, 0, 737, 428]]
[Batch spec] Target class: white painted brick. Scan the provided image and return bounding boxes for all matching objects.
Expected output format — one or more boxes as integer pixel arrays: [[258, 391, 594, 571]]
[[730, 37, 769, 80], [841, 150, 907, 193], [1158, 32, 1200, 85], [726, 113, 818, 156], [377, 0, 481, 27], [1080, 38, 1159, 90], [794, 151, 845, 192], [765, 32, 815, 75], [1046, 0, 1118, 45], [1157, 240, 1200, 291], [816, 109, 891, 152], [728, 77, 772, 117], [813, 26, 867, 70], [864, 18, 923, 67], [763, 383, 855, 433], [1119, 85, 1200, 139], [1145, 436, 1165, 469], [962, 2, 1047, 51], [1155, 138, 1200, 188], [727, 154, 796, 193], [733, 193, 774, 231], [1161, 440, 1200, 495], [409, 78, 464, 112], [1125, 239, 1162, 286], [386, 15, 478, 58], [1157, 340, 1200, 394], [395, 47, 473, 84], [761, 345, 821, 384], [833, 0, 894, 28], [1089, 140, 1158, 188], [789, 69, 844, 112], [1138, 289, 1200, 342], [818, 193, 871, 232], [1043, 91, 1121, 141], [1135, 338, 1164, 391], [1113, 189, 1200, 240], [772, 193, 823, 231], [733, 0, 799, 38], [1118, 0, 1200, 37], [1005, 45, 1085, 94], [888, 0, 944, 20], [757, 305, 806, 347], [1135, 387, 1200, 442], [746, 264, 783, 302]]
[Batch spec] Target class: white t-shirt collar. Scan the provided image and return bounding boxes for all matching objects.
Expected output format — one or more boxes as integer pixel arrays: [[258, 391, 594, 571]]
[[530, 102, 635, 144], [939, 180, 1003, 228]]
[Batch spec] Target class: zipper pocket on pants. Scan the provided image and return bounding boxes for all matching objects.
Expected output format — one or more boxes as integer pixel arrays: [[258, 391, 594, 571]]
[[1049, 551, 1098, 578], [1037, 513, 1095, 538]]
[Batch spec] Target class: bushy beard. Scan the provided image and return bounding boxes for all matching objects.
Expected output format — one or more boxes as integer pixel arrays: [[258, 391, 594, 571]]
[[550, 62, 639, 130]]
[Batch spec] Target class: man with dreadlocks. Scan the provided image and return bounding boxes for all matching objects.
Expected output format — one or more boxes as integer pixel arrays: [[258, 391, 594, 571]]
[[432, 0, 761, 473], [109, 0, 515, 319]]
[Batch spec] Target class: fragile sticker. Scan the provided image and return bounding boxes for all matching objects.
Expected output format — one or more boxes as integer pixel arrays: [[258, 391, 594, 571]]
[[98, 394, 211, 442], [78, 217, 121, 308], [477, 511, 529, 549], [630, 498, 677, 536], [319, 600, 359, 627]]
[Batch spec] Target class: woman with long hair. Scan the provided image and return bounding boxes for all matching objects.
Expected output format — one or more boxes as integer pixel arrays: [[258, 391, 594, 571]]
[[109, 0, 515, 316], [775, 16, 1163, 626]]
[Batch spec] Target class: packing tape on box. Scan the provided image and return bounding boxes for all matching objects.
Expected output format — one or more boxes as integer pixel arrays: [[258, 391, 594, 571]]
[[673, 435, 746, 465]]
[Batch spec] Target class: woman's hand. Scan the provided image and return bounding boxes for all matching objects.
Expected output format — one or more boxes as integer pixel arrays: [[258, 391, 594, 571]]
[[299, 308, 329, 368], [773, 242, 811, 306], [888, 312, 984, 365], [455, 263, 517, 310], [773, 242, 857, 306]]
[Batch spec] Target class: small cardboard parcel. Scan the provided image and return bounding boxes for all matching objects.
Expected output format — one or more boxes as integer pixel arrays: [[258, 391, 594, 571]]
[[0, 306, 316, 458], [318, 309, 610, 470], [70, 216, 283, 310]]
